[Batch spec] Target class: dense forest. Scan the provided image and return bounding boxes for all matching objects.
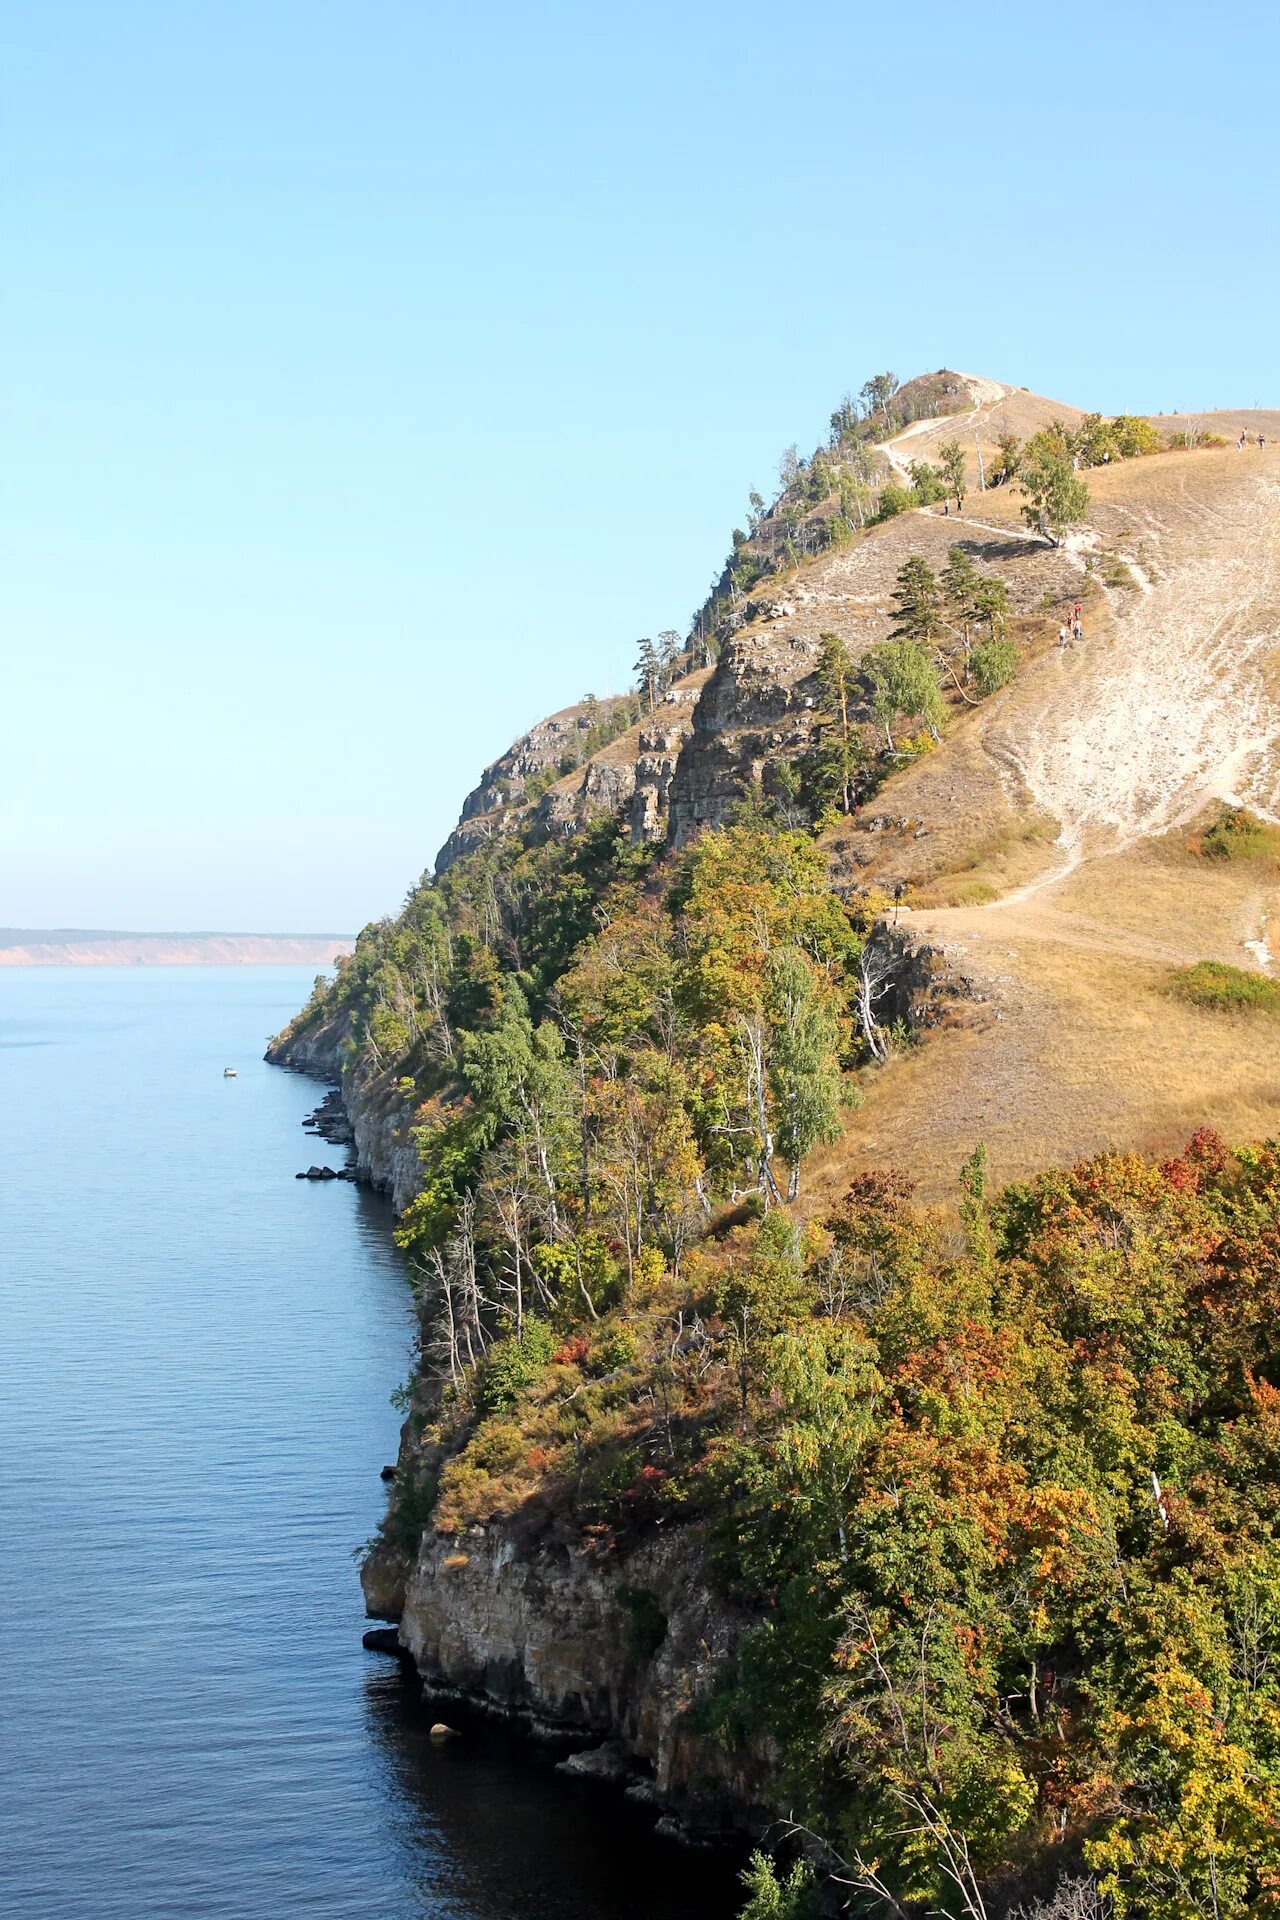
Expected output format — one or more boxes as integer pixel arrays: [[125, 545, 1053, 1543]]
[[275, 375, 1278, 1918]]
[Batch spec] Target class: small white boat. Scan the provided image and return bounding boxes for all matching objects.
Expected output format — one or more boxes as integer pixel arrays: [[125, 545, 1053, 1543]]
[[223, 1068, 237, 1078]]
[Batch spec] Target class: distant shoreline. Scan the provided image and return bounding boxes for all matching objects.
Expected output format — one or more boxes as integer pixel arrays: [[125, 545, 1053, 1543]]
[[0, 933, 356, 967]]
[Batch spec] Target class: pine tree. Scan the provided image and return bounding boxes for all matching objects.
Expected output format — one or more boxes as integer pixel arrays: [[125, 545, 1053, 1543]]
[[890, 557, 943, 645], [633, 637, 661, 713]]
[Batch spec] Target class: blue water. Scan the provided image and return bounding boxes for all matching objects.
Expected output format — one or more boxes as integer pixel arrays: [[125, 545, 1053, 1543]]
[[0, 968, 736, 1919]]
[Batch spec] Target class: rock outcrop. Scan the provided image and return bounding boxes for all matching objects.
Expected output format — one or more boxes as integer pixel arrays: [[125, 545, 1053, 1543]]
[[363, 1526, 771, 1838], [666, 626, 823, 843], [435, 696, 634, 873], [265, 1008, 422, 1211]]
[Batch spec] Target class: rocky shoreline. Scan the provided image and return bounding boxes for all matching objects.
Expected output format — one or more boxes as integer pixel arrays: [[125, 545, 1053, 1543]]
[[265, 1031, 767, 1851]]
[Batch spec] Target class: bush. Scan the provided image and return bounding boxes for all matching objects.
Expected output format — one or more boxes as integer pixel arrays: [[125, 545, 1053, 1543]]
[[474, 1319, 557, 1417], [874, 482, 916, 522], [971, 635, 1020, 696], [1198, 803, 1280, 866], [1167, 960, 1280, 1018], [1111, 414, 1162, 457]]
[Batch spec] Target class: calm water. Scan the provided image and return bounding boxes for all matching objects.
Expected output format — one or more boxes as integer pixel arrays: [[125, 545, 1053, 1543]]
[[0, 968, 736, 1919]]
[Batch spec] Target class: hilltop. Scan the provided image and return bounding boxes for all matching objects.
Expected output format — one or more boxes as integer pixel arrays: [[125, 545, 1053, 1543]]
[[418, 372, 1280, 1196]]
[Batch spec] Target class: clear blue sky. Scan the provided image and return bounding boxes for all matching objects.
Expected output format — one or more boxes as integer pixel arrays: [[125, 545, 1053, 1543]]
[[4, 1, 1273, 932]]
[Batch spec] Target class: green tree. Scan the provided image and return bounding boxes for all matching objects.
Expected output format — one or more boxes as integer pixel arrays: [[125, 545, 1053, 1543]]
[[809, 631, 863, 814], [992, 428, 1021, 485], [909, 459, 946, 505], [860, 371, 900, 428], [739, 1851, 818, 1920], [939, 437, 967, 509], [633, 636, 661, 712], [766, 947, 846, 1201], [971, 634, 1020, 695], [890, 556, 943, 645], [864, 638, 945, 751], [1019, 440, 1090, 545]]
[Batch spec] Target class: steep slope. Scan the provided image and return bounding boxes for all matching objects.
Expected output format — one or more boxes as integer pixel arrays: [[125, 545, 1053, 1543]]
[[425, 394, 1280, 1204], [817, 435, 1280, 1200]]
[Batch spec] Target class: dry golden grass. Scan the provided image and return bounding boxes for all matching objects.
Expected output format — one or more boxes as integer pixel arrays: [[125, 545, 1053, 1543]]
[[801, 427, 1280, 1206]]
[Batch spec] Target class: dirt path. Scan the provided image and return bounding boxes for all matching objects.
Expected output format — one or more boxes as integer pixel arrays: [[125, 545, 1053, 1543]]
[[827, 452, 1280, 1202], [879, 376, 1013, 481]]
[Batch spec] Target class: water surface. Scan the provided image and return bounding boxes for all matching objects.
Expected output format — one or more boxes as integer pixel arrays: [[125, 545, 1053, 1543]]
[[0, 967, 735, 1918]]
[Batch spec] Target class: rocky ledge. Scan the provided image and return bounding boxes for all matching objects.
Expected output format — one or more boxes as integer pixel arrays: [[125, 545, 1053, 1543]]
[[361, 1526, 772, 1843]]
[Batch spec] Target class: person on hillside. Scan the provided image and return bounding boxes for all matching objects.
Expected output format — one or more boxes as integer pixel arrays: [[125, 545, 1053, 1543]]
[[1261, 433, 1267, 451], [1058, 623, 1069, 650], [1239, 431, 1248, 450]]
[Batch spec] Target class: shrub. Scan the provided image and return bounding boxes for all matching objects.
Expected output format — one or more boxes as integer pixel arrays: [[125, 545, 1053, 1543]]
[[971, 635, 1020, 696], [474, 1319, 557, 1417], [874, 482, 916, 522], [1111, 414, 1162, 457], [1167, 960, 1280, 1017], [1198, 803, 1280, 866], [591, 1322, 640, 1374]]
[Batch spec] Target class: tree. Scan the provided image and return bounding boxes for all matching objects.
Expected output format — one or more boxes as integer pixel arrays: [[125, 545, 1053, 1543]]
[[810, 631, 863, 814], [779, 444, 802, 491], [973, 575, 1009, 638], [657, 629, 683, 681], [939, 437, 967, 510], [766, 947, 846, 1202], [971, 635, 1020, 696], [634, 636, 661, 712], [1018, 442, 1090, 545], [860, 372, 900, 427], [890, 556, 944, 645], [909, 459, 946, 505], [992, 429, 1021, 486], [865, 639, 945, 751]]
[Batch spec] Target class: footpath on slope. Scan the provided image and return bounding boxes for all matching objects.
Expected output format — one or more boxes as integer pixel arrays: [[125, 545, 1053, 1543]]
[[816, 444, 1280, 1207]]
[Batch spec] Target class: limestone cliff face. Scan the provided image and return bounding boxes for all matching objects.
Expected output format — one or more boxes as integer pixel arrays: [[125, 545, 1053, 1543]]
[[435, 697, 634, 873], [265, 1010, 422, 1211], [666, 627, 823, 844], [363, 1525, 771, 1836]]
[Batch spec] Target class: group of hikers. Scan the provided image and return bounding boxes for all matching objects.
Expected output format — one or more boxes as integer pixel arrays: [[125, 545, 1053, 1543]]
[[1058, 600, 1084, 649], [1238, 429, 1266, 450]]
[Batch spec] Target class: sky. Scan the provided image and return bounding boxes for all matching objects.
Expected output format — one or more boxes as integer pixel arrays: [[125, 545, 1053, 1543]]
[[3, 1, 1276, 932]]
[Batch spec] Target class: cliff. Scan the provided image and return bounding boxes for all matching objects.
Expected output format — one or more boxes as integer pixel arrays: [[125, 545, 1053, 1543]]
[[364, 1526, 771, 1840], [265, 1004, 422, 1211]]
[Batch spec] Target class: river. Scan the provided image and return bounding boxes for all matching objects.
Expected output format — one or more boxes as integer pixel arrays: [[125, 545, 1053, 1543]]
[[0, 966, 737, 1919]]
